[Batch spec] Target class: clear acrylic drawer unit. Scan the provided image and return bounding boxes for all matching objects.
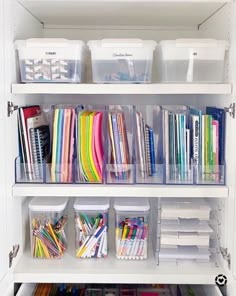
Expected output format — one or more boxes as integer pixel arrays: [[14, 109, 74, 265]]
[[152, 198, 220, 265], [29, 197, 68, 259], [74, 197, 109, 259], [158, 39, 229, 83], [87, 39, 157, 83], [114, 198, 150, 260], [15, 38, 86, 83]]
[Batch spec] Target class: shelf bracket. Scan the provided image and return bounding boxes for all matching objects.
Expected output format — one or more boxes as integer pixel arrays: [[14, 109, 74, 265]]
[[9, 244, 20, 268], [7, 101, 18, 117], [224, 103, 235, 119]]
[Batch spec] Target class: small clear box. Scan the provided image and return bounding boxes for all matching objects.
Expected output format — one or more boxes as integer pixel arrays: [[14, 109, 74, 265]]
[[29, 197, 68, 259], [74, 197, 109, 258], [158, 39, 228, 83], [88, 39, 157, 83], [15, 38, 86, 83], [114, 198, 150, 260]]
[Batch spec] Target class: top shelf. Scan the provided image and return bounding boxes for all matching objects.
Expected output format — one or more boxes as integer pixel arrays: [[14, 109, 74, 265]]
[[12, 83, 232, 95], [17, 0, 231, 27]]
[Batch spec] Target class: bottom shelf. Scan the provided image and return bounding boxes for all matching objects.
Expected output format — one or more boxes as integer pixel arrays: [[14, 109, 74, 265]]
[[14, 246, 224, 285]]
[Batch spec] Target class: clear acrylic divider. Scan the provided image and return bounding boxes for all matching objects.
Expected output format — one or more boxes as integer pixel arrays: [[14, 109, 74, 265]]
[[195, 165, 225, 185], [76, 105, 105, 184], [165, 164, 194, 185], [15, 156, 45, 183], [135, 105, 164, 184], [106, 105, 135, 184]]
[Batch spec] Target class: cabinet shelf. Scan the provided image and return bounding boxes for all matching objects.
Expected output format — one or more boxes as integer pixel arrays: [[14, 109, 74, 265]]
[[12, 184, 229, 198], [12, 83, 232, 95], [16, 0, 232, 27], [14, 248, 224, 285]]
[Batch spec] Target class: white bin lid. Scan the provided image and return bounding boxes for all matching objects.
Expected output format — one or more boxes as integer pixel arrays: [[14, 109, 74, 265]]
[[88, 39, 157, 49], [74, 197, 110, 211], [29, 197, 68, 212], [114, 198, 150, 212], [159, 39, 229, 49], [15, 38, 85, 49]]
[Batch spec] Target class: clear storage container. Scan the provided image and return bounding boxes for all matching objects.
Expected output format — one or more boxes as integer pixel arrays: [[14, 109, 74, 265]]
[[74, 197, 109, 258], [29, 197, 68, 259], [88, 39, 157, 83], [15, 38, 86, 83], [114, 198, 150, 260], [158, 39, 228, 83]]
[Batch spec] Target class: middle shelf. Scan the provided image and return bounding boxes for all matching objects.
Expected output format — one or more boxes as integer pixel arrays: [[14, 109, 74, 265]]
[[12, 184, 229, 197], [12, 83, 232, 95]]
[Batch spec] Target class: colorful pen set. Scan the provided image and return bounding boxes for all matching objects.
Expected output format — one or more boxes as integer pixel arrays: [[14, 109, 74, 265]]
[[116, 217, 148, 260], [31, 215, 67, 259], [75, 212, 108, 258]]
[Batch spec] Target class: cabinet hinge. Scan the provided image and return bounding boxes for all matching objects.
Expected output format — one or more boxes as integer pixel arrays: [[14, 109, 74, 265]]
[[224, 103, 235, 118], [220, 247, 231, 270], [9, 244, 20, 268], [7, 101, 18, 117]]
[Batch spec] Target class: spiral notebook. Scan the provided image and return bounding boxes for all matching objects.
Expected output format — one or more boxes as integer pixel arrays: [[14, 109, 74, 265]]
[[29, 125, 50, 180]]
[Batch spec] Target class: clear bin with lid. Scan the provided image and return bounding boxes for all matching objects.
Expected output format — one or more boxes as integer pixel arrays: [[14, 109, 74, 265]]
[[15, 38, 86, 83], [74, 197, 110, 258], [87, 39, 157, 83], [29, 197, 68, 259], [114, 198, 150, 260], [158, 39, 229, 83]]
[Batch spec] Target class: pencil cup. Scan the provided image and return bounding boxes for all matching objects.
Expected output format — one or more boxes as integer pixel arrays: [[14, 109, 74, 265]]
[[135, 105, 164, 184], [106, 105, 135, 184], [74, 197, 109, 258], [194, 165, 225, 185], [29, 197, 68, 259], [114, 198, 150, 260]]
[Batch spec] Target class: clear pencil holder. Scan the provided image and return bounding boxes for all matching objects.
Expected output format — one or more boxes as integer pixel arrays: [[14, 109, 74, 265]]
[[106, 105, 135, 184], [29, 197, 68, 259], [114, 198, 150, 260], [135, 105, 164, 184], [74, 197, 109, 258]]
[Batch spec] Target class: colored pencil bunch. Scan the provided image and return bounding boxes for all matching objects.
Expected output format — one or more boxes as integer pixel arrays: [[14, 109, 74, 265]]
[[108, 109, 130, 181], [116, 217, 148, 260], [32, 216, 67, 259], [75, 212, 108, 258], [77, 110, 104, 183]]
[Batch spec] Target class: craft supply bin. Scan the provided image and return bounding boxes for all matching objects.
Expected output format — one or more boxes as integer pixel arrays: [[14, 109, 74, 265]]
[[74, 197, 109, 258], [158, 39, 228, 83], [15, 38, 86, 83], [114, 198, 150, 260], [29, 197, 68, 259], [87, 39, 157, 83]]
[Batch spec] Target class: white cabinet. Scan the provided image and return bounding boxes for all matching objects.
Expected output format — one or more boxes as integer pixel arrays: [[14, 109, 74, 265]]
[[1, 0, 236, 295]]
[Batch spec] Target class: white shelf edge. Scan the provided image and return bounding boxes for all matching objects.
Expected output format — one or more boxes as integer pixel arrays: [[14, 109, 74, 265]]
[[13, 248, 224, 285], [12, 83, 232, 95], [12, 184, 229, 198]]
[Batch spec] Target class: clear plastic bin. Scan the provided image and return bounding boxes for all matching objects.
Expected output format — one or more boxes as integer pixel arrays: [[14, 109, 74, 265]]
[[135, 105, 164, 184], [114, 198, 150, 260], [106, 105, 134, 184], [15, 38, 86, 83], [29, 197, 68, 259], [88, 39, 157, 83], [74, 197, 109, 258], [158, 39, 228, 83]]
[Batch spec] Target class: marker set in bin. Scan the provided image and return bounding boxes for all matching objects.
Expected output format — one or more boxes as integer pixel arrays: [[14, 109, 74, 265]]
[[17, 104, 225, 185], [29, 197, 150, 260], [15, 38, 228, 84]]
